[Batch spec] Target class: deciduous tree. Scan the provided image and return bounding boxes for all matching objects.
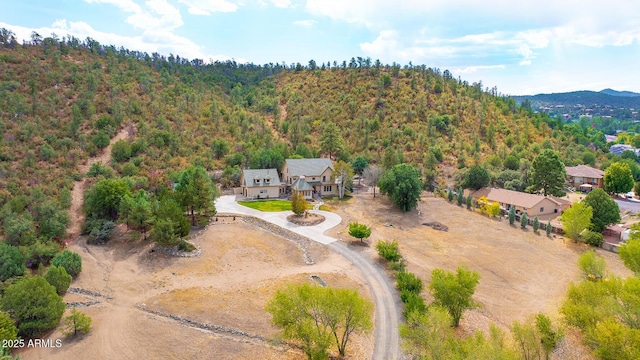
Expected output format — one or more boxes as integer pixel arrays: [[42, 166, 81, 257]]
[[604, 162, 634, 195], [363, 166, 383, 198], [429, 266, 481, 327], [583, 188, 620, 232], [379, 164, 423, 212], [348, 222, 371, 243]]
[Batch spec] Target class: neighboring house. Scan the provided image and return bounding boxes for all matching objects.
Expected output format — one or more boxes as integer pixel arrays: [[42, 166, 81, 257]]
[[471, 187, 571, 217], [565, 164, 605, 191], [609, 143, 634, 155], [282, 158, 338, 196], [239, 168, 281, 199]]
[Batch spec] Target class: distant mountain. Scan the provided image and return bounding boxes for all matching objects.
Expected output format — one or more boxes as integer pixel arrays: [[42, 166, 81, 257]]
[[513, 90, 640, 121], [599, 88, 640, 97]]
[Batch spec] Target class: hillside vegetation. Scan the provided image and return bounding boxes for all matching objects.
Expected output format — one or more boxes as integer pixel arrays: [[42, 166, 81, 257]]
[[0, 30, 606, 247]]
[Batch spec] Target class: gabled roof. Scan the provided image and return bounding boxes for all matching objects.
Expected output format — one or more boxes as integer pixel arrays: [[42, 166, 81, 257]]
[[291, 177, 313, 191], [565, 164, 605, 179], [242, 169, 281, 187], [471, 187, 569, 209], [285, 158, 333, 177]]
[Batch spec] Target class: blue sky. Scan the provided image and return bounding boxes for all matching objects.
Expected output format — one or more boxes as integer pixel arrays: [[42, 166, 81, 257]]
[[2, 0, 639, 95]]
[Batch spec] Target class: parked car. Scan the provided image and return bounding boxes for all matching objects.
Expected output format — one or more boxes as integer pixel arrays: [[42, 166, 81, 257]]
[[625, 192, 635, 199]]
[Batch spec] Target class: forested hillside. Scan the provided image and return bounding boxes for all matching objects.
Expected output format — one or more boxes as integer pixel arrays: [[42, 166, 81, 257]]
[[0, 30, 606, 247]]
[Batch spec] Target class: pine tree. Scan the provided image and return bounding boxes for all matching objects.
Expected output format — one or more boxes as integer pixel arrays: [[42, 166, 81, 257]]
[[509, 206, 516, 225], [521, 213, 528, 229], [466, 195, 472, 210], [456, 187, 464, 206], [546, 220, 552, 236], [533, 216, 540, 233]]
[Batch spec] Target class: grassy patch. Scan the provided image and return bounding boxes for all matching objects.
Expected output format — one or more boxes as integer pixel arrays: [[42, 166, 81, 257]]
[[238, 200, 292, 212]]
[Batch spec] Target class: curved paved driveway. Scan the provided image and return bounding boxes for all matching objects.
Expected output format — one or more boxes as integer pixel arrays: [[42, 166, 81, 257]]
[[215, 196, 402, 360]]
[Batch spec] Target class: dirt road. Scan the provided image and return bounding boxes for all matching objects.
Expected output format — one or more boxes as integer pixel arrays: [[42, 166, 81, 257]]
[[66, 127, 130, 240], [329, 242, 402, 360]]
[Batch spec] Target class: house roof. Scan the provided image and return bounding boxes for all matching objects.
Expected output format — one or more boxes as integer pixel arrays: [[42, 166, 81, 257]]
[[285, 158, 333, 177], [471, 187, 570, 209], [565, 164, 605, 179], [242, 168, 281, 187], [291, 177, 313, 191]]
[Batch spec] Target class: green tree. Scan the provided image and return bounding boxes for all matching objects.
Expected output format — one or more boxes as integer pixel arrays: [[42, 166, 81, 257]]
[[463, 166, 490, 190], [508, 206, 516, 225], [400, 306, 455, 360], [382, 146, 401, 171], [533, 216, 540, 233], [447, 189, 454, 202], [176, 165, 218, 226], [429, 266, 481, 327], [604, 162, 634, 194], [456, 187, 464, 206], [560, 201, 593, 242], [375, 240, 401, 262], [0, 243, 24, 282], [578, 250, 607, 280], [378, 164, 423, 212], [92, 130, 110, 149], [249, 148, 285, 170], [504, 154, 521, 170], [84, 178, 131, 220], [510, 318, 542, 360], [3, 212, 37, 246], [351, 156, 368, 177], [0, 311, 18, 344], [536, 313, 564, 360], [211, 138, 230, 159], [583, 188, 620, 232], [266, 283, 372, 359], [348, 222, 371, 243], [0, 276, 65, 337], [51, 249, 82, 277], [521, 213, 528, 229], [619, 238, 640, 276], [291, 191, 307, 216], [63, 308, 92, 336], [546, 220, 552, 237], [44, 264, 72, 295], [153, 192, 190, 241], [110, 139, 131, 163], [121, 190, 154, 239], [526, 149, 567, 196], [320, 122, 344, 160]]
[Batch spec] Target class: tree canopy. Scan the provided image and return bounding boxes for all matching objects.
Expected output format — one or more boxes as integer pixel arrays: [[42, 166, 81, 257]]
[[582, 188, 621, 232], [320, 122, 344, 160], [379, 163, 423, 212], [51, 249, 82, 277], [429, 266, 481, 327], [0, 243, 24, 282], [526, 149, 566, 196], [175, 165, 218, 226], [604, 162, 634, 194], [463, 166, 490, 190], [0, 276, 65, 337], [348, 222, 371, 242], [559, 201, 593, 242], [265, 283, 373, 358]]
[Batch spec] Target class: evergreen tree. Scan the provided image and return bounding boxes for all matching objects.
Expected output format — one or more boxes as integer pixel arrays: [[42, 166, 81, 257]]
[[508, 206, 516, 225], [456, 187, 464, 206], [546, 220, 552, 236], [521, 213, 528, 229], [533, 216, 540, 233]]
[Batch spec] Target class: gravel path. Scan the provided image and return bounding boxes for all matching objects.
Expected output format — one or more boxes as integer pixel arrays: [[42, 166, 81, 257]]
[[215, 196, 403, 359]]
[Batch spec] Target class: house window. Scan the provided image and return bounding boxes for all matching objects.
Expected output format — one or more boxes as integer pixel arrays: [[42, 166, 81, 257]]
[[324, 186, 332, 192], [540, 207, 544, 213], [260, 190, 267, 194], [322, 176, 326, 182], [265, 178, 270, 184]]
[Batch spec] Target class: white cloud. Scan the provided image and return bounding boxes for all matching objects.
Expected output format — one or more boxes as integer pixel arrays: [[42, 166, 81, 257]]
[[177, 0, 239, 14], [519, 60, 532, 66], [293, 19, 316, 28], [270, 0, 292, 8], [451, 65, 505, 74], [83, 0, 141, 13]]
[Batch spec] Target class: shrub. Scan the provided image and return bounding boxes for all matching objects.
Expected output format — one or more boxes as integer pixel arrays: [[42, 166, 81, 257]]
[[578, 250, 606, 280], [466, 195, 472, 209], [521, 213, 528, 229], [533, 216, 540, 233], [63, 308, 92, 336], [581, 230, 604, 247], [390, 258, 407, 272], [400, 290, 426, 318], [178, 240, 197, 252], [396, 271, 423, 295], [51, 250, 82, 277], [376, 240, 401, 262]]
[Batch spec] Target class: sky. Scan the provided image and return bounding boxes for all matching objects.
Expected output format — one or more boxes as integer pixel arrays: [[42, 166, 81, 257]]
[[1, 0, 639, 95]]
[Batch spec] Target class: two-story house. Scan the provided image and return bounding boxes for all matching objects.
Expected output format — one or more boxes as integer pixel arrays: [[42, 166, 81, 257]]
[[281, 158, 337, 198], [239, 168, 281, 199]]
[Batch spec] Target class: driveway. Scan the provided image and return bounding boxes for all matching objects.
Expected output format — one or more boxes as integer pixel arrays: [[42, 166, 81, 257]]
[[214, 195, 402, 360], [615, 197, 640, 214]]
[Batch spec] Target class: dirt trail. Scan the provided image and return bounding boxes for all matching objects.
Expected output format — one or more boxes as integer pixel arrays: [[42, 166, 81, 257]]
[[66, 128, 130, 240]]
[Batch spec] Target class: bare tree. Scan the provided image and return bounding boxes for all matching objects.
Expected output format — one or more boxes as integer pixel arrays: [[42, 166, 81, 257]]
[[363, 166, 383, 198]]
